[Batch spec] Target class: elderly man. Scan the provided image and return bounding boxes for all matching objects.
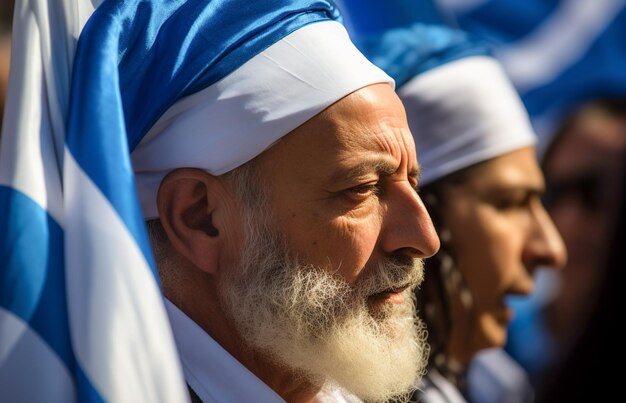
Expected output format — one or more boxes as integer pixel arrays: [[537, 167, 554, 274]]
[[147, 81, 439, 402], [67, 1, 440, 402]]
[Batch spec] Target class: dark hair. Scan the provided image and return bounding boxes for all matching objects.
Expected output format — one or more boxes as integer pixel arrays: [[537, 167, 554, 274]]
[[414, 165, 482, 390]]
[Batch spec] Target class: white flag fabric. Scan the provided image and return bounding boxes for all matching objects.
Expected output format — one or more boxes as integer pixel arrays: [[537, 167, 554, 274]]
[[0, 0, 189, 401]]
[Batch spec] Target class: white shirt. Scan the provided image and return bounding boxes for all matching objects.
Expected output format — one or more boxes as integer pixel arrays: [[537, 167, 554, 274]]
[[165, 299, 284, 403], [164, 299, 362, 403], [419, 368, 468, 403], [466, 348, 534, 403]]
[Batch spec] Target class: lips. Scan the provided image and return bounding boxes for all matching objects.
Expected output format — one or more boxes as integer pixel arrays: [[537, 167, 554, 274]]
[[388, 285, 409, 294], [372, 284, 409, 296], [368, 284, 410, 304]]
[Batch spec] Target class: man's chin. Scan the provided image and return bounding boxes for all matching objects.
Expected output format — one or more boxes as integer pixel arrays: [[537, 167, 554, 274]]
[[232, 300, 425, 402]]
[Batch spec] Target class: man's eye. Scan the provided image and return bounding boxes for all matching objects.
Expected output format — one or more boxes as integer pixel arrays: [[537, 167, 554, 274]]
[[346, 184, 379, 199]]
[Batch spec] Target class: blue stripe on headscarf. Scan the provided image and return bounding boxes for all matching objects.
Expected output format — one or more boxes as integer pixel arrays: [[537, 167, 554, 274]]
[[66, 0, 340, 277], [0, 186, 104, 401]]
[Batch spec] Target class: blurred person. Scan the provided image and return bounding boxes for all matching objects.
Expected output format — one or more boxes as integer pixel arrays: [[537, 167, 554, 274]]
[[505, 98, 626, 388], [348, 22, 567, 402], [401, 57, 567, 402], [541, 98, 626, 368], [536, 125, 625, 402]]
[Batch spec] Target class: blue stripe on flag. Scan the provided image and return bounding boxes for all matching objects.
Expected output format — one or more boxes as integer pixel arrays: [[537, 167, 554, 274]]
[[0, 186, 66, 348], [0, 186, 104, 401]]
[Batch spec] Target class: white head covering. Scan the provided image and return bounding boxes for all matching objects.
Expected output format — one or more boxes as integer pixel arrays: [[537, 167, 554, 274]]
[[398, 55, 536, 186], [131, 21, 393, 218]]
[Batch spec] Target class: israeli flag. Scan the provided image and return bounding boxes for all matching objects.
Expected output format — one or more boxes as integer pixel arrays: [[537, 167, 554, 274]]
[[0, 0, 186, 401], [436, 0, 626, 141], [0, 0, 345, 400]]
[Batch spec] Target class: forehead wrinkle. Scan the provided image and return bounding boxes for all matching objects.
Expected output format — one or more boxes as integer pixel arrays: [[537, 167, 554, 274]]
[[322, 86, 418, 183], [345, 132, 420, 185], [329, 95, 404, 148], [375, 125, 421, 186]]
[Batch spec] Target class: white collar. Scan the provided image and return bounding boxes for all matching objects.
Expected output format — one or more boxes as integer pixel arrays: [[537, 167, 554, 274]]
[[421, 368, 467, 403], [164, 299, 285, 403]]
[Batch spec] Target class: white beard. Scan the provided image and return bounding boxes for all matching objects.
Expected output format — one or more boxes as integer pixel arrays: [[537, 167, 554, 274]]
[[219, 202, 428, 402]]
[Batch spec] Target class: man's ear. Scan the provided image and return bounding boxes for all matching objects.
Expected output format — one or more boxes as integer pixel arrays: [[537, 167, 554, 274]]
[[156, 168, 231, 274]]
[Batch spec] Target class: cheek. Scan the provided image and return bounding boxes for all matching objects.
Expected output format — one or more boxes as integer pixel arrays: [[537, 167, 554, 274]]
[[324, 217, 381, 284], [475, 311, 508, 348], [449, 212, 521, 300], [282, 210, 381, 284]]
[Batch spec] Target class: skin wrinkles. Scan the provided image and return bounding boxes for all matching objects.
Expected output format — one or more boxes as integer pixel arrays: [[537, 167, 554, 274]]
[[327, 158, 421, 194], [253, 83, 438, 285]]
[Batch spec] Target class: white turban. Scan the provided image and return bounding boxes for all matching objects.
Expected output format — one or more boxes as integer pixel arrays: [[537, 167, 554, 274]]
[[398, 56, 536, 186], [131, 21, 393, 218]]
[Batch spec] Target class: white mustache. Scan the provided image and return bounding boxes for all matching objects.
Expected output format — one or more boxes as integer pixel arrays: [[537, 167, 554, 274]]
[[353, 257, 424, 298]]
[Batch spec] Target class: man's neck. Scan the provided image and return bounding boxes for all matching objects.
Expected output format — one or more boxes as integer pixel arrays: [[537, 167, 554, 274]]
[[167, 278, 321, 402], [244, 357, 320, 403]]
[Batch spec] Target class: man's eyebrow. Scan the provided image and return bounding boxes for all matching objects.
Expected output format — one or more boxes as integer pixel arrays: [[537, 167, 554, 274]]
[[331, 159, 422, 183], [330, 159, 395, 183]]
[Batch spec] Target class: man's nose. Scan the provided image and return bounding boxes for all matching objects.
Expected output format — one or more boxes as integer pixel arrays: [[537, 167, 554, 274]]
[[380, 183, 440, 259]]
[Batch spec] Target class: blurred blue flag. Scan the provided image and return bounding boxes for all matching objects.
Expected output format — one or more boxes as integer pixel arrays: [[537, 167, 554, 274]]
[[436, 0, 626, 143], [338, 0, 626, 143]]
